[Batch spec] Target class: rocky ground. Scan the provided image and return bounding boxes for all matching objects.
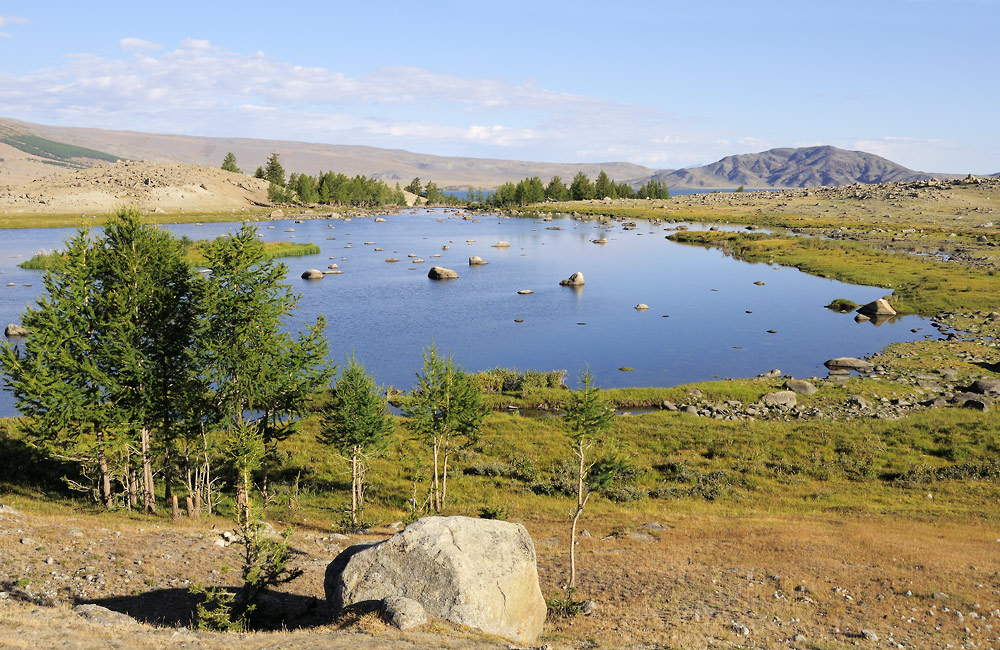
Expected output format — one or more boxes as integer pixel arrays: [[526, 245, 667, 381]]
[[2, 502, 998, 650]]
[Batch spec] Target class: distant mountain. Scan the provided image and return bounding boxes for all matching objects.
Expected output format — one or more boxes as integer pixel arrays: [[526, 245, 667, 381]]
[[630, 145, 961, 189], [0, 117, 967, 191], [0, 117, 652, 190]]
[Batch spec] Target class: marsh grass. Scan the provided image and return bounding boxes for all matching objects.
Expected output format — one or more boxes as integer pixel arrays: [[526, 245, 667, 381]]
[[18, 240, 320, 270], [669, 231, 1000, 314]]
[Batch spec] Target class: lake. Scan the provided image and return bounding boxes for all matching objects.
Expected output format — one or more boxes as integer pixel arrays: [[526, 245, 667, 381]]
[[0, 208, 932, 415]]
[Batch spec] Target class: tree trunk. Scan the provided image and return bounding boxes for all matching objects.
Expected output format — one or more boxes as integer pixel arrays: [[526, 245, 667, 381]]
[[442, 447, 450, 509], [185, 495, 194, 518], [432, 438, 441, 512], [141, 427, 155, 514], [194, 492, 202, 518], [350, 446, 359, 527], [171, 494, 180, 520], [95, 430, 112, 509], [570, 439, 588, 590]]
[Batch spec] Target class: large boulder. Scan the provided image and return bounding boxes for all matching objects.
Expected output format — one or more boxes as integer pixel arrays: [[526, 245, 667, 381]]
[[325, 516, 546, 643], [468, 256, 488, 265], [428, 266, 459, 280], [559, 271, 585, 287], [824, 357, 875, 373], [857, 298, 896, 317], [301, 269, 324, 280]]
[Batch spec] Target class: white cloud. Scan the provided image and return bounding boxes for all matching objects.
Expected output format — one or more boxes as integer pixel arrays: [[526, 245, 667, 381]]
[[0, 15, 28, 27], [0, 38, 735, 168], [119, 37, 162, 52]]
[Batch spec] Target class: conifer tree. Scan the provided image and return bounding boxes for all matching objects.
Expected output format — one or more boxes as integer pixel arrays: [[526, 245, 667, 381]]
[[221, 152, 241, 173], [562, 369, 613, 589], [404, 345, 485, 512], [320, 355, 394, 526], [263, 153, 285, 187]]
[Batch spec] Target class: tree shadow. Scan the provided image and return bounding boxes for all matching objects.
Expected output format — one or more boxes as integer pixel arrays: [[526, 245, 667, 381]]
[[81, 587, 328, 631], [0, 431, 77, 497]]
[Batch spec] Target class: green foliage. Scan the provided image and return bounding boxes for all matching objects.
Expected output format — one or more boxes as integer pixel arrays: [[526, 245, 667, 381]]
[[736, 185, 745, 192], [564, 370, 614, 450], [253, 166, 265, 180], [267, 182, 296, 204], [405, 177, 422, 195], [470, 367, 566, 393], [545, 176, 569, 201], [570, 172, 595, 201], [546, 595, 585, 617], [404, 345, 487, 511], [478, 503, 509, 520], [825, 298, 859, 311], [320, 356, 393, 456], [18, 250, 65, 270], [0, 133, 119, 164], [190, 584, 251, 631], [637, 178, 670, 199], [237, 517, 303, 609], [221, 152, 241, 174], [263, 153, 285, 187], [594, 171, 616, 200]]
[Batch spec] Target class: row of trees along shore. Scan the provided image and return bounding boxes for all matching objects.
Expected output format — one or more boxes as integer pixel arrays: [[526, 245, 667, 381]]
[[222, 152, 669, 209], [0, 206, 620, 626]]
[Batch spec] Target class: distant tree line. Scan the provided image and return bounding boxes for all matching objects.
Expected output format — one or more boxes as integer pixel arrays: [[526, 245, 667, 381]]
[[480, 171, 670, 208], [221, 152, 407, 208], [404, 177, 463, 206]]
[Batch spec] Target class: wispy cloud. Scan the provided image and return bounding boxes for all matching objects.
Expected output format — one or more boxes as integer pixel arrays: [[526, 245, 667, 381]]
[[12, 38, 960, 171], [0, 14, 27, 37]]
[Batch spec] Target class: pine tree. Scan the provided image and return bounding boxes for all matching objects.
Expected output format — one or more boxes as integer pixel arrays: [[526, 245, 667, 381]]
[[545, 176, 569, 201], [403, 345, 485, 512], [319, 355, 394, 527], [562, 369, 613, 590], [594, 171, 616, 199], [263, 153, 285, 187], [221, 152, 241, 174], [570, 172, 594, 201]]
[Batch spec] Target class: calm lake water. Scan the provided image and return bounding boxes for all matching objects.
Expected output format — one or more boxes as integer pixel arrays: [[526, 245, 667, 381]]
[[0, 208, 932, 415]]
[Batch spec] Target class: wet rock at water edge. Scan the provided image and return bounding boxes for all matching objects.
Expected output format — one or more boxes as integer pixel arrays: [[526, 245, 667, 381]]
[[301, 269, 324, 280], [468, 256, 488, 265]]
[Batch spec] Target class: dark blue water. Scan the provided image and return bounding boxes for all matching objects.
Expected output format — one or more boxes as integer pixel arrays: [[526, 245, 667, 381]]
[[0, 209, 932, 414]]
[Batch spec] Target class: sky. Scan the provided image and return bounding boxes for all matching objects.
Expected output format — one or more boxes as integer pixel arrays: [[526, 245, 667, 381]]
[[0, 0, 997, 173]]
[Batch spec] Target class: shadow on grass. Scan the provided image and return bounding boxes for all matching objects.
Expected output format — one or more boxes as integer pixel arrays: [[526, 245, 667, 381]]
[[82, 587, 328, 631], [0, 428, 78, 498]]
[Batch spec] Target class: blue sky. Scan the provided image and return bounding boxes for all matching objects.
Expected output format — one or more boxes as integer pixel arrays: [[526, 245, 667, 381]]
[[1, 0, 997, 172]]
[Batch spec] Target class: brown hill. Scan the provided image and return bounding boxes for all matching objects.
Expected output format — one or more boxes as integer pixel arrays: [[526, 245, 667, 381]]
[[631, 145, 962, 189], [0, 117, 652, 190], [0, 160, 270, 215]]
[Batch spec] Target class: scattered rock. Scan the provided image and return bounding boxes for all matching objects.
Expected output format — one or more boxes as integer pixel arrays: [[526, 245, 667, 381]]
[[580, 600, 597, 616], [301, 269, 324, 280], [753, 281, 765, 286], [634, 303, 649, 310], [491, 241, 511, 248], [73, 604, 139, 627], [517, 289, 534, 295], [824, 357, 875, 373], [968, 379, 1000, 395], [326, 516, 546, 643], [559, 272, 585, 287], [857, 298, 896, 317], [269, 210, 284, 218], [847, 395, 870, 409], [4, 323, 28, 337], [758, 369, 782, 379], [861, 629, 879, 642], [762, 391, 797, 408], [374, 217, 387, 222], [427, 266, 459, 280], [381, 595, 427, 630], [783, 379, 817, 395], [468, 256, 488, 265]]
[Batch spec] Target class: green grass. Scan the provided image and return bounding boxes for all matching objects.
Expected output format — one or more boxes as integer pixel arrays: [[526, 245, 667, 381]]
[[0, 132, 120, 164], [184, 240, 321, 265], [19, 239, 321, 270], [669, 230, 1000, 315]]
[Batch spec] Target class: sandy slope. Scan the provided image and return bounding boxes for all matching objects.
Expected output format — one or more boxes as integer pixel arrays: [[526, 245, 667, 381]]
[[0, 161, 271, 215]]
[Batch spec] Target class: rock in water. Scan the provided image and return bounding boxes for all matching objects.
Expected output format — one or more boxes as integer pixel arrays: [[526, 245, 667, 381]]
[[491, 241, 511, 248], [326, 516, 546, 643], [4, 323, 28, 337], [301, 269, 324, 280], [857, 298, 896, 317], [634, 303, 650, 310], [427, 266, 459, 280], [559, 271, 585, 287], [468, 256, 488, 265]]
